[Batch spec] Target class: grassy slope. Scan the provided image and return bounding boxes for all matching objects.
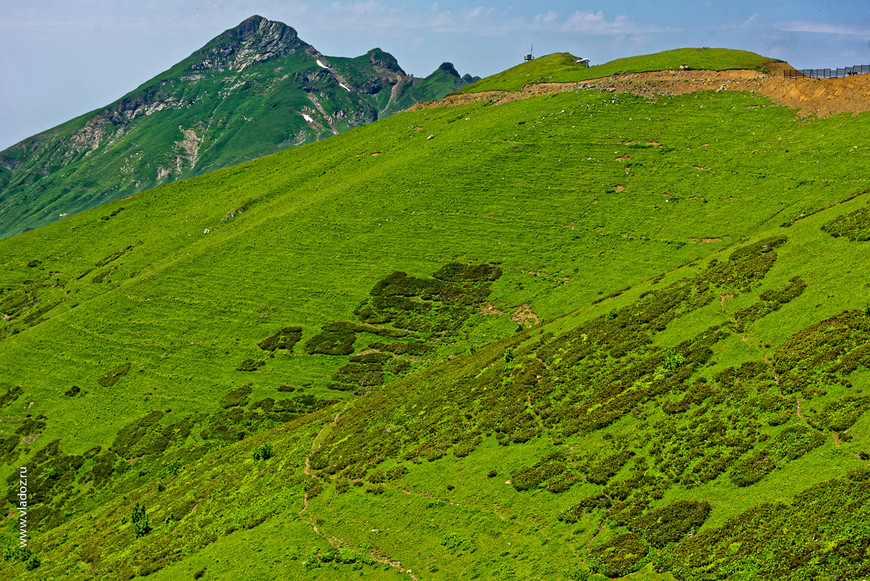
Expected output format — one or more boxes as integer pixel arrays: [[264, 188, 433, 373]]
[[383, 67, 478, 116], [458, 48, 777, 93], [0, 40, 471, 240], [1, 67, 869, 578]]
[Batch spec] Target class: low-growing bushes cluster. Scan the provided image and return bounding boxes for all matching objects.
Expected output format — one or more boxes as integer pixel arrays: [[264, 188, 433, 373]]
[[588, 533, 649, 578], [821, 201, 870, 241], [203, 390, 335, 442], [627, 500, 710, 547], [258, 326, 302, 352], [731, 276, 806, 332], [306, 237, 799, 485], [236, 358, 265, 372], [310, 263, 500, 391], [511, 451, 578, 492], [730, 424, 825, 486], [661, 476, 870, 579]]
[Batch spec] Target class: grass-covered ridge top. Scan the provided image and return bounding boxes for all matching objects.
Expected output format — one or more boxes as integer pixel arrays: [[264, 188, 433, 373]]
[[458, 48, 778, 93]]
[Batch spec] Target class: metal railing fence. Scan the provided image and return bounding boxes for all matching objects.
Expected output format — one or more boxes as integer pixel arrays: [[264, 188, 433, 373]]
[[784, 65, 870, 79]]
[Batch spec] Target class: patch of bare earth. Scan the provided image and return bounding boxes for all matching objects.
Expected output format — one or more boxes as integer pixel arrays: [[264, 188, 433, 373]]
[[480, 301, 505, 315], [512, 304, 540, 327], [412, 63, 870, 117]]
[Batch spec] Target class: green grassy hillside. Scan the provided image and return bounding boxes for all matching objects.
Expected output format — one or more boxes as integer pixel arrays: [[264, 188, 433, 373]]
[[1, 50, 869, 579], [458, 48, 777, 93], [0, 17, 475, 240]]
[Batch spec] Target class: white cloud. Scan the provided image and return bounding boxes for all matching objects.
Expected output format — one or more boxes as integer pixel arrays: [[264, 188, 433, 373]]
[[775, 20, 870, 39], [533, 10, 673, 36]]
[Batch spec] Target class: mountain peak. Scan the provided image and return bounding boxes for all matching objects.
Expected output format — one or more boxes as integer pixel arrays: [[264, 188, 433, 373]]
[[192, 15, 305, 72], [367, 48, 405, 75], [229, 14, 294, 40], [437, 62, 461, 77]]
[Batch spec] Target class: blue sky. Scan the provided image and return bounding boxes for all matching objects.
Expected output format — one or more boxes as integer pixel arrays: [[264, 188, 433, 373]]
[[1, 0, 868, 150]]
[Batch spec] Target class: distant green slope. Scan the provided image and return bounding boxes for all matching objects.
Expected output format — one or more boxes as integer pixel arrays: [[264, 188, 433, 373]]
[[383, 63, 481, 115], [0, 67, 868, 580], [0, 17, 475, 239], [458, 48, 778, 93]]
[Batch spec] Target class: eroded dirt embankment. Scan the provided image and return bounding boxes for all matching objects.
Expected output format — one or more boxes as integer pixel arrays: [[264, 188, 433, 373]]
[[411, 62, 870, 117]]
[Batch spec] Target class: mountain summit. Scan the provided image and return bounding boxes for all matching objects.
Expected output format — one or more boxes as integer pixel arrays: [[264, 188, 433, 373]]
[[0, 16, 477, 238], [189, 15, 307, 72]]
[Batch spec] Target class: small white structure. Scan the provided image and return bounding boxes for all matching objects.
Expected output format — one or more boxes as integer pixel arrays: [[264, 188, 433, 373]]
[[524, 44, 534, 62]]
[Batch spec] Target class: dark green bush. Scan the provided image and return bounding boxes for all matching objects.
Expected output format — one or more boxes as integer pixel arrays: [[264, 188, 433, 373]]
[[629, 500, 710, 547], [0, 386, 22, 407], [349, 351, 393, 364], [822, 202, 870, 241], [258, 326, 303, 351], [97, 362, 131, 387], [131, 502, 151, 538], [91, 268, 115, 283], [432, 262, 502, 282], [252, 443, 274, 460], [589, 533, 648, 578], [332, 362, 384, 387], [512, 454, 574, 492], [587, 450, 635, 485], [236, 358, 265, 372], [221, 385, 252, 408], [305, 322, 358, 355]]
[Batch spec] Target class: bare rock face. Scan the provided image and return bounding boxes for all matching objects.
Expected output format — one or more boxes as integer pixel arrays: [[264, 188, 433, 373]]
[[190, 15, 306, 73]]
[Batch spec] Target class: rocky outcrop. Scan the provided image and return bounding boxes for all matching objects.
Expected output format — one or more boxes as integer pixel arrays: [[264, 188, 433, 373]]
[[188, 15, 306, 73]]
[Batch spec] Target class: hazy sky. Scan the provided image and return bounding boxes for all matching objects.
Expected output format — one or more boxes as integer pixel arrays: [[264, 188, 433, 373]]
[[1, 0, 869, 150]]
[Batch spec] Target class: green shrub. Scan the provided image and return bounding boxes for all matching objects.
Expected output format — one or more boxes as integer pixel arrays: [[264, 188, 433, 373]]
[[629, 500, 710, 547], [221, 385, 252, 408], [332, 362, 384, 387], [0, 386, 22, 407], [432, 262, 502, 282], [730, 425, 824, 486], [660, 350, 685, 372], [587, 451, 635, 485], [97, 361, 131, 387], [25, 553, 41, 570], [305, 322, 358, 355], [131, 502, 151, 538], [348, 351, 393, 364], [236, 358, 265, 371], [821, 201, 870, 241], [252, 443, 274, 460], [442, 532, 476, 553], [588, 533, 648, 578], [258, 326, 303, 351], [91, 268, 115, 283], [512, 454, 574, 491]]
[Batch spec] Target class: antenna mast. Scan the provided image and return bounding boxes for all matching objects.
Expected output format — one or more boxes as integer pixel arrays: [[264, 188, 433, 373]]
[[524, 43, 534, 62]]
